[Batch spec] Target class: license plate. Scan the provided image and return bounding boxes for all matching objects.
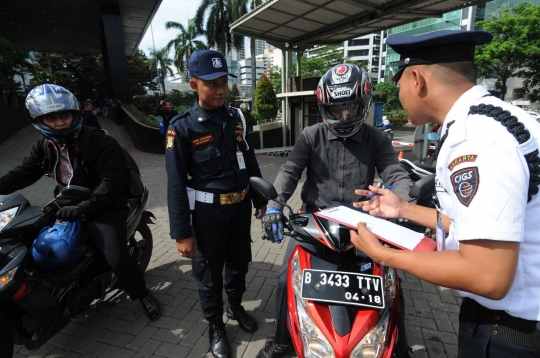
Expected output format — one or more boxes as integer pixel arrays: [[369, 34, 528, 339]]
[[301, 269, 385, 309]]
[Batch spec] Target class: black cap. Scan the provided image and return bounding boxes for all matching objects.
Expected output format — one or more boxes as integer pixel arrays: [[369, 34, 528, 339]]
[[386, 30, 493, 82], [188, 50, 237, 80]]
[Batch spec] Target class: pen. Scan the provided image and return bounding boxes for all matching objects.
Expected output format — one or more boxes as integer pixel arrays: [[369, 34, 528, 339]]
[[366, 185, 394, 199]]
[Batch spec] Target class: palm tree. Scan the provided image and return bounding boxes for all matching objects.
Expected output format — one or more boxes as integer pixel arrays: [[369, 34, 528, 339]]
[[148, 47, 174, 94], [195, 0, 246, 55], [165, 18, 207, 77]]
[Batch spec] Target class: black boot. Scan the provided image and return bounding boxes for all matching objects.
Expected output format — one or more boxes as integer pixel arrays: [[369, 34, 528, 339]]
[[256, 338, 290, 358], [209, 322, 230, 358], [139, 291, 161, 321], [226, 304, 258, 333]]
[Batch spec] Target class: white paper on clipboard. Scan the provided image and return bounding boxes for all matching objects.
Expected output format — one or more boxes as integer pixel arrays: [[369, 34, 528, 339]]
[[315, 206, 426, 251]]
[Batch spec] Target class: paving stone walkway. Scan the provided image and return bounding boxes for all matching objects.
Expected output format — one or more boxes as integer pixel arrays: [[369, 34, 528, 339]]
[[0, 117, 460, 358]]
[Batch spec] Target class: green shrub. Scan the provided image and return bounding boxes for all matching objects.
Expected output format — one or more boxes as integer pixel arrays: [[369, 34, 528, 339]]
[[251, 111, 261, 122], [255, 74, 278, 120], [175, 105, 190, 114], [123, 104, 159, 128], [388, 117, 408, 126], [241, 109, 257, 129], [168, 89, 196, 107]]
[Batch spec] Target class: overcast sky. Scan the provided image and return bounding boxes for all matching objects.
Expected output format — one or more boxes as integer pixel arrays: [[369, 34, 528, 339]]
[[138, 0, 250, 64]]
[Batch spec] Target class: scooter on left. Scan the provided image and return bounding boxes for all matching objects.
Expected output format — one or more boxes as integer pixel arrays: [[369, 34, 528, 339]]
[[0, 185, 154, 357]]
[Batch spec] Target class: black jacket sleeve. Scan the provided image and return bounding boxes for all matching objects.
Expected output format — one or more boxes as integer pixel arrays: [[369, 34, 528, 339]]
[[165, 126, 193, 240], [76, 133, 127, 216], [372, 131, 414, 202], [270, 127, 312, 209], [0, 139, 47, 195]]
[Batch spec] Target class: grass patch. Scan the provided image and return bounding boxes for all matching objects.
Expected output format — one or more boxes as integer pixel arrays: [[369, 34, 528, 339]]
[[123, 104, 159, 128]]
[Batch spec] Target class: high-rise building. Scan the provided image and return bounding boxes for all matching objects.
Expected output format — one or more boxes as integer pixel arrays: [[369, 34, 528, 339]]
[[378, 0, 540, 101], [380, 9, 470, 83], [238, 58, 266, 86], [304, 33, 381, 84]]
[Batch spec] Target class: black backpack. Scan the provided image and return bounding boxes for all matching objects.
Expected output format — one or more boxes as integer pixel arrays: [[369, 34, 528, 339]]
[[119, 146, 144, 198]]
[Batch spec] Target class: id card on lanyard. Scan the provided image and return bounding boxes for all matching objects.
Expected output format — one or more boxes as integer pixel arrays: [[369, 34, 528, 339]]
[[435, 204, 446, 251], [236, 150, 246, 169]]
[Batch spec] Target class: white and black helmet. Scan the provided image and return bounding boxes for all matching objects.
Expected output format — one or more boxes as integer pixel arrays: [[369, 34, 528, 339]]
[[317, 64, 372, 138], [25, 84, 83, 143]]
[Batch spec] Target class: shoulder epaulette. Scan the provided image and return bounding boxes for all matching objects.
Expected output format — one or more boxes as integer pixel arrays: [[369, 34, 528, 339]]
[[170, 110, 189, 125]]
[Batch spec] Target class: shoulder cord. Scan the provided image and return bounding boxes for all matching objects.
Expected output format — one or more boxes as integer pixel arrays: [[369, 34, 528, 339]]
[[232, 107, 249, 151], [470, 104, 540, 202]]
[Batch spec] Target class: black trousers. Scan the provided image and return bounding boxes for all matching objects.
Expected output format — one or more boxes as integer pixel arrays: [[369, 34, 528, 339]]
[[83, 210, 148, 299], [458, 298, 540, 358], [274, 239, 410, 357], [191, 195, 253, 324]]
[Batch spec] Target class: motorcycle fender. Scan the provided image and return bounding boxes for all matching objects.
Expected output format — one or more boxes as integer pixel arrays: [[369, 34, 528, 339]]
[[141, 211, 156, 225], [10, 284, 60, 348], [287, 246, 398, 358]]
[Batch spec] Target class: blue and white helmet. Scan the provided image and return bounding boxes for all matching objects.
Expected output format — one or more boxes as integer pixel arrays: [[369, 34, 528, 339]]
[[25, 84, 83, 143], [32, 220, 87, 270]]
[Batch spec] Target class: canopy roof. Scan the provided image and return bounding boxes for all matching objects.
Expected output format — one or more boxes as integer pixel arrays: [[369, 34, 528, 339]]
[[0, 0, 161, 55], [231, 0, 488, 50]]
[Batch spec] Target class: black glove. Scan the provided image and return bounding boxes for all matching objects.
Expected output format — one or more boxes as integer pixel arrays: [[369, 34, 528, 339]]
[[56, 206, 85, 221], [261, 207, 285, 243]]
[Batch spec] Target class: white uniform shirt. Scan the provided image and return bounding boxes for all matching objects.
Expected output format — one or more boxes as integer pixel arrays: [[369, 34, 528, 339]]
[[436, 85, 540, 321]]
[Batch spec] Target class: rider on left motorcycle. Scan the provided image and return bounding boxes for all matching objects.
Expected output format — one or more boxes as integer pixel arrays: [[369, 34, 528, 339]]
[[257, 64, 414, 358], [0, 84, 161, 320]]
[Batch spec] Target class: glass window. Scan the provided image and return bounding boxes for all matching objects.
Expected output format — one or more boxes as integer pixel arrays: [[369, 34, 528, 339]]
[[462, 7, 469, 20], [348, 49, 369, 57], [348, 38, 370, 46]]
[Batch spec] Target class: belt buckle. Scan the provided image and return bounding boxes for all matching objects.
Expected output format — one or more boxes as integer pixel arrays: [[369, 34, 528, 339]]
[[220, 190, 245, 205]]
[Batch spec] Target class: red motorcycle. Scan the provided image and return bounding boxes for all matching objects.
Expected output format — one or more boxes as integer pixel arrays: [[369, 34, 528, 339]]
[[250, 178, 410, 358]]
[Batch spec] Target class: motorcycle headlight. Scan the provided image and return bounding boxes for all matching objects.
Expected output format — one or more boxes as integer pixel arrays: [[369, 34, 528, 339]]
[[292, 251, 302, 296], [0, 266, 19, 288], [350, 308, 391, 358], [0, 206, 18, 232], [296, 296, 335, 358]]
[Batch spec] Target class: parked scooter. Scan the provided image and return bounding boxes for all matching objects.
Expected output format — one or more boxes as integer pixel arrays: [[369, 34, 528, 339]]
[[250, 177, 411, 358], [376, 116, 394, 141], [0, 185, 154, 357]]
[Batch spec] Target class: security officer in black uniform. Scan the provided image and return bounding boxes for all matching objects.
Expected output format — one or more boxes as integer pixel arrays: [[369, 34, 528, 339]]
[[165, 50, 268, 358]]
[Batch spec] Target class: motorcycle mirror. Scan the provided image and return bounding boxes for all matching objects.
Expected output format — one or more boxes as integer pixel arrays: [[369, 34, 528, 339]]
[[409, 174, 436, 201], [57, 185, 94, 200], [249, 177, 278, 200], [426, 132, 439, 141]]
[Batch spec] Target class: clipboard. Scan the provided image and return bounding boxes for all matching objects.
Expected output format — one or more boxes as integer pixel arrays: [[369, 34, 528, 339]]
[[314, 206, 436, 252]]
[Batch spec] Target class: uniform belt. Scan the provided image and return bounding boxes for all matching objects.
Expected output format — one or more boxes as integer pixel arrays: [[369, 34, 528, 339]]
[[461, 298, 540, 348], [195, 189, 247, 205]]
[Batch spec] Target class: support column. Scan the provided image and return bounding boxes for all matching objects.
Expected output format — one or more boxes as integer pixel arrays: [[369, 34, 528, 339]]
[[101, 3, 130, 102], [281, 50, 287, 147], [286, 51, 293, 145]]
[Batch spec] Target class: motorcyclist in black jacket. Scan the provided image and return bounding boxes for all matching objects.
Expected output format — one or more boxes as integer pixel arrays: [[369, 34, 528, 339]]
[[0, 84, 161, 320]]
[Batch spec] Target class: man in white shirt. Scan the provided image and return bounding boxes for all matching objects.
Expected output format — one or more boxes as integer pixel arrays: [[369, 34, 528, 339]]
[[350, 29, 540, 357]]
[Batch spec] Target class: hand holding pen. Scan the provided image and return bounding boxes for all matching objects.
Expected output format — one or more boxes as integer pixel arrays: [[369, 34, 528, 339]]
[[353, 185, 404, 218], [366, 185, 393, 199]]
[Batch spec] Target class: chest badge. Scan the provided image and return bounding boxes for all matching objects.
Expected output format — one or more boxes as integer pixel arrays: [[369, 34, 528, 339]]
[[450, 167, 479, 207], [191, 134, 214, 147]]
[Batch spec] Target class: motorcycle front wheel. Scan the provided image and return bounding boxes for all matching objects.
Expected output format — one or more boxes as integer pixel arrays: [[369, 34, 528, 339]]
[[0, 319, 14, 358], [129, 223, 153, 273]]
